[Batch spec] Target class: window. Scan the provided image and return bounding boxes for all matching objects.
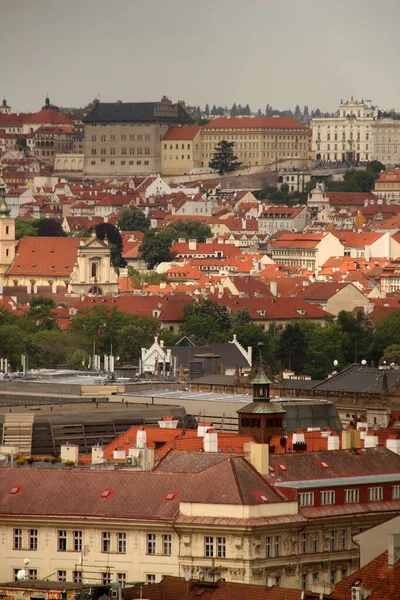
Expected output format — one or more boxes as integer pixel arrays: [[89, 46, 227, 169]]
[[392, 485, 400, 499], [130, 135, 135, 141], [91, 135, 97, 142], [344, 489, 359, 503], [368, 487, 383, 501], [110, 135, 115, 142], [329, 530, 336, 551], [101, 148, 106, 155], [121, 135, 126, 141], [102, 532, 111, 553], [91, 160, 96, 166], [102, 572, 111, 585], [13, 569, 20, 581], [28, 569, 38, 580], [73, 571, 82, 584], [312, 532, 319, 553], [205, 536, 214, 557], [301, 573, 307, 589], [121, 147, 126, 155], [91, 262, 97, 278], [299, 492, 314, 506], [101, 135, 106, 142], [6, 225, 9, 234], [29, 529, 38, 551], [340, 529, 347, 550], [110, 148, 115, 155], [57, 571, 66, 582], [300, 533, 307, 554], [217, 537, 226, 558], [266, 536, 272, 557], [146, 574, 156, 584], [91, 148, 97, 155], [274, 536, 280, 557], [147, 533, 156, 555], [162, 534, 171, 556], [341, 569, 347, 580], [275, 576, 281, 587], [58, 530, 67, 551], [115, 532, 126, 554], [14, 528, 22, 550], [74, 531, 82, 552], [330, 570, 336, 585], [321, 490, 335, 505], [312, 572, 319, 584], [117, 573, 126, 585]]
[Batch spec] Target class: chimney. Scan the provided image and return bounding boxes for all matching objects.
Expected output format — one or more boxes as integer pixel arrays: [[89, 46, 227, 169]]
[[388, 533, 400, 568], [270, 281, 277, 296], [60, 443, 79, 464], [234, 363, 240, 387], [203, 429, 218, 452], [246, 442, 269, 475], [220, 358, 226, 375], [158, 416, 179, 429], [197, 422, 213, 438], [386, 435, 400, 455], [292, 430, 305, 445], [342, 428, 361, 449], [91, 445, 104, 465], [364, 432, 379, 448], [327, 433, 340, 450], [188, 239, 197, 250], [136, 428, 147, 448]]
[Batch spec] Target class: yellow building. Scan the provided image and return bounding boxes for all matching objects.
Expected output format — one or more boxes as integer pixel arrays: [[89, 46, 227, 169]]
[[202, 116, 309, 168], [161, 126, 202, 175]]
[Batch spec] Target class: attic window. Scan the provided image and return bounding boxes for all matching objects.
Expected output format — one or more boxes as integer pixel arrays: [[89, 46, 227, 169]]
[[162, 490, 180, 503], [320, 461, 329, 468], [9, 486, 21, 495], [100, 488, 114, 499], [278, 464, 287, 471], [260, 495, 269, 502], [166, 493, 175, 500]]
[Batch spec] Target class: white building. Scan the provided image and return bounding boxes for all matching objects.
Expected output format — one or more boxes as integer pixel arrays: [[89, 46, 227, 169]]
[[258, 205, 310, 235], [371, 118, 400, 166], [311, 99, 377, 163]]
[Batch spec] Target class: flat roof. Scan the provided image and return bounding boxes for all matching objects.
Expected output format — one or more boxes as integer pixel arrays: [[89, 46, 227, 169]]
[[274, 472, 400, 490]]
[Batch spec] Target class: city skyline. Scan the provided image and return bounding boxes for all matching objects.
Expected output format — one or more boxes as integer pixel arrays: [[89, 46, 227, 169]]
[[2, 0, 400, 113]]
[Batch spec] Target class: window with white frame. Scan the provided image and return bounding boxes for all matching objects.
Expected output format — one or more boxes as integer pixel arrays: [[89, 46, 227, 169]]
[[29, 530, 38, 551], [392, 485, 400, 499], [204, 536, 214, 557], [102, 532, 111, 553], [57, 571, 66, 582], [146, 574, 156, 584], [266, 536, 272, 558], [312, 532, 319, 553], [117, 532, 126, 554], [300, 533, 307, 554], [217, 537, 226, 558], [274, 536, 280, 557], [312, 572, 319, 584], [329, 530, 336, 551], [117, 573, 126, 586], [147, 534, 156, 555], [368, 487, 383, 501], [298, 492, 314, 506], [58, 530, 67, 552], [28, 569, 38, 580], [101, 572, 111, 585], [73, 571, 82, 584], [320, 490, 335, 505], [301, 573, 307, 589], [344, 489, 359, 503], [162, 534, 171, 556], [340, 529, 347, 550], [73, 531, 82, 552], [13, 528, 22, 550]]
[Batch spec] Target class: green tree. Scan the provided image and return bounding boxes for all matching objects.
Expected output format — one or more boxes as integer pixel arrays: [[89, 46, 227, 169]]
[[277, 322, 307, 373], [380, 344, 400, 365], [205, 104, 210, 117], [231, 103, 238, 117], [233, 307, 251, 328], [371, 313, 400, 363], [172, 220, 212, 243], [15, 219, 39, 240], [183, 300, 232, 332], [117, 325, 146, 362], [37, 219, 66, 237], [28, 297, 57, 330], [140, 228, 176, 269], [367, 160, 385, 175], [94, 222, 125, 267], [32, 330, 69, 367], [68, 348, 90, 370], [118, 209, 150, 232], [127, 267, 166, 289], [336, 310, 373, 365], [209, 140, 242, 175]]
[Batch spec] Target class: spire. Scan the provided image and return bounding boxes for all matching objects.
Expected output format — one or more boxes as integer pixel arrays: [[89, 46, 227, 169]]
[[0, 167, 10, 219], [251, 342, 272, 401]]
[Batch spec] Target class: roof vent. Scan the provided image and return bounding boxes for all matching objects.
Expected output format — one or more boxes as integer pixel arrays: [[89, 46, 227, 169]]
[[100, 489, 114, 499], [278, 464, 287, 471], [321, 461, 329, 468], [9, 486, 21, 495]]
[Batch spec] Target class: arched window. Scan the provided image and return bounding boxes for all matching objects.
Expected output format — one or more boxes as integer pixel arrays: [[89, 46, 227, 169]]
[[91, 262, 97, 278]]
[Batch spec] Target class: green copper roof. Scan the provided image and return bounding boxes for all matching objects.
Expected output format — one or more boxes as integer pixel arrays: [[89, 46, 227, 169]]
[[237, 401, 286, 414], [0, 194, 11, 218], [251, 366, 272, 386]]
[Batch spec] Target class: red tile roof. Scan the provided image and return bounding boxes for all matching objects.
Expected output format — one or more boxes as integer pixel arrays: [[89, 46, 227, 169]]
[[162, 125, 201, 140], [203, 116, 308, 130], [8, 237, 84, 277]]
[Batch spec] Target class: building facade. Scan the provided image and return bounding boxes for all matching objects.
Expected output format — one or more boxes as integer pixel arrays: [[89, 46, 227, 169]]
[[161, 126, 202, 175], [371, 118, 400, 166], [311, 99, 377, 163], [202, 116, 309, 168], [83, 97, 194, 176]]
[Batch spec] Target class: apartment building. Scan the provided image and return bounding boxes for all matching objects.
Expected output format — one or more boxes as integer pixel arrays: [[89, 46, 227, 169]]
[[371, 118, 400, 166], [258, 205, 310, 235], [83, 97, 194, 176], [270, 232, 344, 270], [161, 126, 202, 175], [311, 99, 377, 163], [202, 116, 309, 168]]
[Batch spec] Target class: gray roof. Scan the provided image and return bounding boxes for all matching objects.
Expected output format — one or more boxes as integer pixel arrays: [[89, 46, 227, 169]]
[[83, 102, 194, 124], [283, 379, 323, 390], [237, 401, 286, 415], [311, 365, 400, 394], [190, 374, 248, 386], [282, 401, 342, 433], [172, 343, 251, 370], [275, 472, 400, 490]]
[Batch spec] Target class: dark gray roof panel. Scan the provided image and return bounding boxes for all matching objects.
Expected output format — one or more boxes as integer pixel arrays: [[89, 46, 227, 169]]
[[312, 365, 400, 394], [83, 102, 194, 124]]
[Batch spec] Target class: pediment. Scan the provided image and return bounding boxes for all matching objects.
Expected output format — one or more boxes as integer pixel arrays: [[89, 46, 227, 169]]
[[79, 237, 109, 250]]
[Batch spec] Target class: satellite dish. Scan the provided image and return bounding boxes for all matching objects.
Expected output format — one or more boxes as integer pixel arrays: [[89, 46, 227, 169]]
[[333, 360, 338, 367], [23, 559, 30, 565], [16, 570, 26, 581], [361, 360, 367, 366], [184, 570, 191, 582]]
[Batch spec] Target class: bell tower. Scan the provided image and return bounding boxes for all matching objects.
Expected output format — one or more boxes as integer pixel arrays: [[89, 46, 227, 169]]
[[0, 168, 15, 282]]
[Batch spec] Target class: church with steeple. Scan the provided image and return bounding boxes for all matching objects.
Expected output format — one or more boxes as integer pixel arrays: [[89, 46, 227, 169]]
[[0, 168, 15, 280]]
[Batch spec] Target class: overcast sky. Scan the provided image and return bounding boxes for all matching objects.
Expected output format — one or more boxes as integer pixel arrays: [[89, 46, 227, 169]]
[[2, 0, 400, 113]]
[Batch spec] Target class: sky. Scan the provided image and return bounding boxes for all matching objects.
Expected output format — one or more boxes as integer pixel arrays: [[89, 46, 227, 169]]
[[2, 0, 400, 114]]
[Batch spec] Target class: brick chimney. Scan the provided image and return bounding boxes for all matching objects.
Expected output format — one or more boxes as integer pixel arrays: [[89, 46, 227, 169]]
[[388, 533, 400, 568]]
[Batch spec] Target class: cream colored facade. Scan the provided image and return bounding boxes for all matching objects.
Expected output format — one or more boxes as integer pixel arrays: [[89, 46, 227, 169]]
[[371, 118, 400, 166], [162, 128, 202, 175], [1, 490, 394, 590], [311, 100, 376, 163], [54, 153, 84, 172], [202, 118, 309, 168]]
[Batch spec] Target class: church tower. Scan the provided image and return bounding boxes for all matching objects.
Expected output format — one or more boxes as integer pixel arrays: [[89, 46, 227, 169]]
[[0, 168, 15, 282]]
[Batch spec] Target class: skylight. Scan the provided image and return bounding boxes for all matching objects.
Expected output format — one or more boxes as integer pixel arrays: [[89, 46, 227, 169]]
[[278, 464, 287, 471], [10, 486, 19, 494]]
